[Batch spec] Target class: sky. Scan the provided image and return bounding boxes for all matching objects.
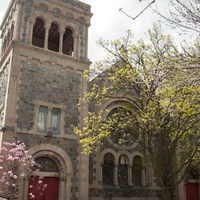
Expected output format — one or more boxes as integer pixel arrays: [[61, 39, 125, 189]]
[[0, 0, 195, 64]]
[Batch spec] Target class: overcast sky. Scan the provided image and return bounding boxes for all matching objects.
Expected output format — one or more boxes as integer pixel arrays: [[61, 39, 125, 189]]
[[0, 0, 195, 64]]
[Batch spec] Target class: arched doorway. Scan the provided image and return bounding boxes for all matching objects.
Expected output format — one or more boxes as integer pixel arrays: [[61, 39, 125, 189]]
[[28, 157, 60, 200], [185, 168, 199, 200], [26, 144, 72, 200]]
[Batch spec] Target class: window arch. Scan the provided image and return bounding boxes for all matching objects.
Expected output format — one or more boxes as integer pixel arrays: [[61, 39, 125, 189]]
[[118, 154, 128, 185], [63, 27, 74, 56], [48, 22, 60, 52], [186, 167, 199, 180], [102, 153, 115, 185], [107, 107, 139, 147], [36, 157, 59, 172], [32, 18, 45, 48], [132, 156, 142, 186]]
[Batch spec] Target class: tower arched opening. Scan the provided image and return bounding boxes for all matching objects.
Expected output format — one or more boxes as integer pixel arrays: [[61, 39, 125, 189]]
[[63, 27, 74, 56], [32, 18, 45, 48], [48, 23, 59, 52]]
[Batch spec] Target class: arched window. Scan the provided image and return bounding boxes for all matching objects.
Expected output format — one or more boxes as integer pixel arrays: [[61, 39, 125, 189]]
[[186, 168, 199, 180], [107, 107, 138, 147], [132, 156, 142, 186], [118, 154, 128, 185], [63, 27, 74, 56], [102, 153, 114, 185], [48, 23, 59, 52], [32, 18, 45, 48], [36, 157, 59, 172]]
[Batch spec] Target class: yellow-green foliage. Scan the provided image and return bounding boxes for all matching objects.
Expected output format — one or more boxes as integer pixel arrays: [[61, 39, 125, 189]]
[[75, 23, 200, 190]]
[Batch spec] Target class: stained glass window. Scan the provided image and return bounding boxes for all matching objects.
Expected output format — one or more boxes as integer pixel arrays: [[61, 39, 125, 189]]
[[38, 106, 47, 132], [103, 153, 114, 185], [107, 107, 139, 146], [51, 108, 60, 133], [36, 157, 59, 172]]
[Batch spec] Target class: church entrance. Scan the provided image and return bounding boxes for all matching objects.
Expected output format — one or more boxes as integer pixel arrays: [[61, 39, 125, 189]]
[[28, 157, 60, 200], [28, 176, 59, 200], [185, 168, 199, 200], [186, 183, 199, 200]]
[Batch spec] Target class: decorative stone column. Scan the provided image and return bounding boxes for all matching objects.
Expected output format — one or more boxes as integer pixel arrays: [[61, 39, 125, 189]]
[[59, 178, 66, 200], [44, 23, 50, 49], [100, 162, 103, 183], [29, 19, 34, 45], [73, 33, 78, 57], [14, 0, 23, 40], [114, 165, 118, 185], [128, 165, 133, 186], [59, 29, 64, 53], [84, 24, 89, 59], [142, 166, 146, 186]]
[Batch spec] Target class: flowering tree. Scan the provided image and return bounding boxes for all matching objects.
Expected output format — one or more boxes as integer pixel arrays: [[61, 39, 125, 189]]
[[75, 24, 200, 200], [0, 141, 45, 199]]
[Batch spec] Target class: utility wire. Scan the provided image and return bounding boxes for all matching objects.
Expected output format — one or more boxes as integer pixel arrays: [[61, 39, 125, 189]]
[[119, 0, 156, 20]]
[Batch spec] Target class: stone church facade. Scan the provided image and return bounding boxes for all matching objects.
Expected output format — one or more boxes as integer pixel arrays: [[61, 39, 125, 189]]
[[0, 0, 199, 200]]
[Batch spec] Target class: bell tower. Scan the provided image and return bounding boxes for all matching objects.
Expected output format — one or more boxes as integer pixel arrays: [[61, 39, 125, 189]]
[[0, 0, 92, 199]]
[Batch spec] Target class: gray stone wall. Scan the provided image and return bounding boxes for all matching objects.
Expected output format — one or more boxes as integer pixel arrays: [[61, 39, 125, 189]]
[[60, 0, 90, 12], [89, 188, 162, 199], [0, 62, 9, 129], [17, 60, 80, 134]]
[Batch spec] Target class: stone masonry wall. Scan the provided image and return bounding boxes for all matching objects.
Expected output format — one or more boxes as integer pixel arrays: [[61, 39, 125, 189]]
[[0, 62, 9, 129], [89, 188, 162, 199], [16, 60, 81, 199], [17, 60, 80, 133]]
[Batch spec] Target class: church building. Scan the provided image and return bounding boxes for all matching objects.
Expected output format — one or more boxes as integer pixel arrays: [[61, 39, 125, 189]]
[[0, 0, 199, 200]]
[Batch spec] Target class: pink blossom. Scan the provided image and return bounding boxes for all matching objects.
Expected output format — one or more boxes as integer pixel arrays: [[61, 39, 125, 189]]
[[0, 140, 42, 198], [29, 192, 35, 199]]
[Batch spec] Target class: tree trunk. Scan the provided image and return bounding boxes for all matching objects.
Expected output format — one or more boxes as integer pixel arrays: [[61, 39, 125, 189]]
[[163, 187, 175, 200]]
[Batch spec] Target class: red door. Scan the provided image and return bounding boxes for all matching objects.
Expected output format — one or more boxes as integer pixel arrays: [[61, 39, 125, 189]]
[[186, 183, 199, 200], [28, 176, 59, 200]]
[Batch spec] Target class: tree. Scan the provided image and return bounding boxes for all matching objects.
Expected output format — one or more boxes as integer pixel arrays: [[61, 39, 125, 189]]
[[75, 24, 200, 200], [0, 141, 45, 199], [156, 0, 200, 34], [123, 0, 200, 35]]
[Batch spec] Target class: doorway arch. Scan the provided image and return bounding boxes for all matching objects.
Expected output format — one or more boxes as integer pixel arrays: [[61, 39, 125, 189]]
[[185, 167, 199, 200], [25, 144, 73, 200]]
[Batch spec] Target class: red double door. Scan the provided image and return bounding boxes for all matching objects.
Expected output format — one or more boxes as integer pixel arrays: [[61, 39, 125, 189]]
[[28, 176, 59, 200], [186, 183, 199, 200]]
